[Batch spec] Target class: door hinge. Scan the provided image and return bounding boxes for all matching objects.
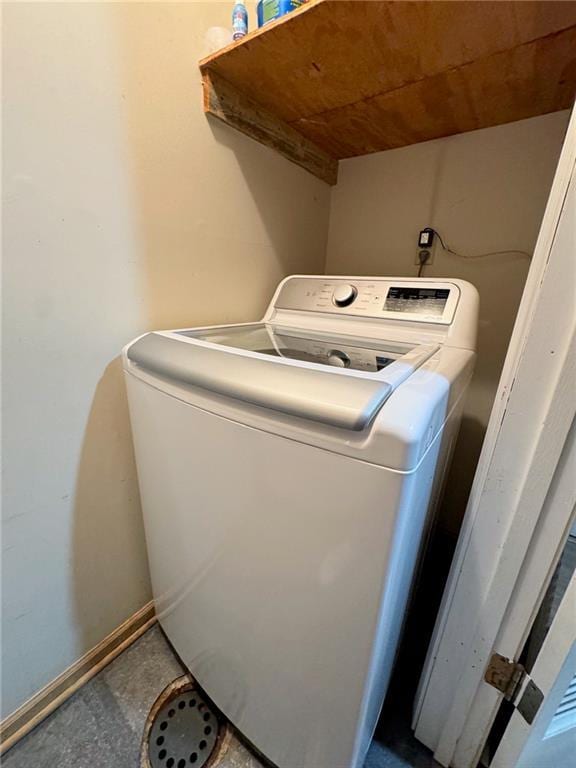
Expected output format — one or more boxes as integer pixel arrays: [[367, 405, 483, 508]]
[[484, 653, 544, 724]]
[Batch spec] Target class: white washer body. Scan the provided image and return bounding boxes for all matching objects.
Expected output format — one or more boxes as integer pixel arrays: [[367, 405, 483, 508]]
[[123, 276, 478, 768]]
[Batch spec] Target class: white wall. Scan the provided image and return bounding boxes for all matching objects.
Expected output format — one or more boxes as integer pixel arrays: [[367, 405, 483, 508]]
[[2, 0, 569, 723], [1, 1, 329, 718], [326, 112, 569, 532]]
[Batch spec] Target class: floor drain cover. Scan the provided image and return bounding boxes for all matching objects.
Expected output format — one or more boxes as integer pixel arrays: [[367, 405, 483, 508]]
[[148, 688, 220, 768]]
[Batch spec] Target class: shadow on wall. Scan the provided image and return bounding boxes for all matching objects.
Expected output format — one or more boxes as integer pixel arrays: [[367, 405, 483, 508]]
[[112, 1, 328, 332], [438, 415, 486, 537], [72, 358, 151, 652], [71, 3, 329, 651], [207, 116, 326, 271]]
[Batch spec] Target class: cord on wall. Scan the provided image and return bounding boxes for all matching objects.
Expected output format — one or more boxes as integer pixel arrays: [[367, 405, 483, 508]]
[[417, 250, 431, 277], [429, 228, 532, 261]]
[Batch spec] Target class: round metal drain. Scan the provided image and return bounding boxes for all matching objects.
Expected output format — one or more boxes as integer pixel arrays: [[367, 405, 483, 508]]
[[148, 688, 220, 768]]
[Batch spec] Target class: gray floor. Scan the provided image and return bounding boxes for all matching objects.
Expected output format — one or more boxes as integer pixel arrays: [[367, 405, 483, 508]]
[[3, 625, 439, 768]]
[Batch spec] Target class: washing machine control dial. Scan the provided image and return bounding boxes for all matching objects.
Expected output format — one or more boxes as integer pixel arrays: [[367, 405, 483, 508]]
[[332, 284, 357, 307]]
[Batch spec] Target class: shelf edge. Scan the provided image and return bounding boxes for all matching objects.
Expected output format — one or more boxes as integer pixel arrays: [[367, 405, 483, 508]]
[[202, 70, 338, 186]]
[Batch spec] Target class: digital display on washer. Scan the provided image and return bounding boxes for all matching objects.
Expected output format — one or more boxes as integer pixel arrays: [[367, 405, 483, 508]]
[[384, 287, 450, 316]]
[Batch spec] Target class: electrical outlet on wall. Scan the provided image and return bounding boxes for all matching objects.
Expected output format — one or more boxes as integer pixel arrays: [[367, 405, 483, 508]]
[[414, 248, 436, 266]]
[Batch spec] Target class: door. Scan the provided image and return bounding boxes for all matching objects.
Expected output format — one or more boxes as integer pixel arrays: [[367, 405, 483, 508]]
[[492, 559, 576, 768], [413, 105, 576, 767]]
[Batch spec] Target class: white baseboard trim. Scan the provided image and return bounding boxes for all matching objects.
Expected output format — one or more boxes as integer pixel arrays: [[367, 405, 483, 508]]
[[0, 601, 157, 754]]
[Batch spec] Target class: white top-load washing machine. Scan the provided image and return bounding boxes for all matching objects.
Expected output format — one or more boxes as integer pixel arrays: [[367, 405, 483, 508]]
[[123, 276, 478, 768]]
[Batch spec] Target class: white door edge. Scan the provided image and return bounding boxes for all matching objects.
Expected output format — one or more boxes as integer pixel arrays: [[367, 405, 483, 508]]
[[413, 104, 576, 768]]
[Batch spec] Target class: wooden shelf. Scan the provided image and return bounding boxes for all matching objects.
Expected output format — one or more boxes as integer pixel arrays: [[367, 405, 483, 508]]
[[200, 0, 576, 185]]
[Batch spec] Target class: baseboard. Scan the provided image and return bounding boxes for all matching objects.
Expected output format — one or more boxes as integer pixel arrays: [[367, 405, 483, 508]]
[[0, 601, 157, 754]]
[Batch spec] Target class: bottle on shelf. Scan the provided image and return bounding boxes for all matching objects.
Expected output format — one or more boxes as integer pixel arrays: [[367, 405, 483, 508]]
[[232, 1, 248, 40], [257, 0, 306, 28]]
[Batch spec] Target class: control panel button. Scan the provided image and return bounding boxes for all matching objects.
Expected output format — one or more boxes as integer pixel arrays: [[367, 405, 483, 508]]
[[327, 350, 351, 368], [332, 284, 357, 307]]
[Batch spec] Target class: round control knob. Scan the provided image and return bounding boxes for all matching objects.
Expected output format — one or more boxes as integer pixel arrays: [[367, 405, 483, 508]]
[[327, 350, 351, 368], [332, 284, 357, 307]]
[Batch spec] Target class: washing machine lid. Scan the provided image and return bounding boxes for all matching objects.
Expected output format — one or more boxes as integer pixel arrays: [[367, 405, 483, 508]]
[[126, 323, 438, 432], [180, 323, 408, 372]]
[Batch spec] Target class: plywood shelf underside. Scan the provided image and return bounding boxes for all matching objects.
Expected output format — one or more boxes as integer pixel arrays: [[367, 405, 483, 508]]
[[200, 0, 576, 184]]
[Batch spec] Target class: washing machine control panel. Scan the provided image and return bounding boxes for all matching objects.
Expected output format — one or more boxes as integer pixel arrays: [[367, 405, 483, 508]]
[[275, 278, 459, 325]]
